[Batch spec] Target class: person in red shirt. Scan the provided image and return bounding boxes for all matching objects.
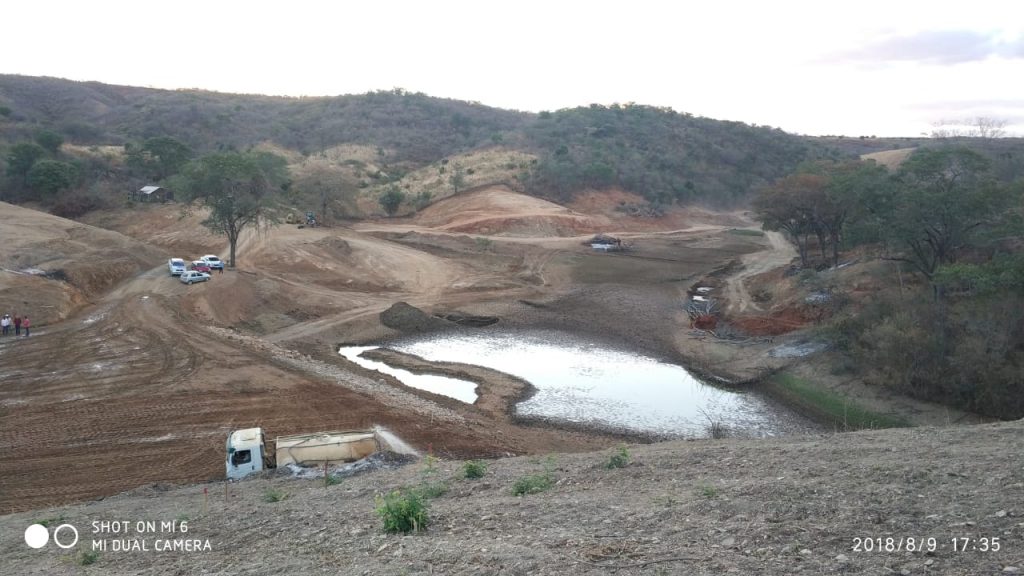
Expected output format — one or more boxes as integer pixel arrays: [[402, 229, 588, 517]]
[[13, 314, 22, 336], [21, 316, 30, 337]]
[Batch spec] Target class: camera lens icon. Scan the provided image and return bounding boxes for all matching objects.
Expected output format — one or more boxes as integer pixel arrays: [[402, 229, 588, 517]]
[[25, 523, 79, 549]]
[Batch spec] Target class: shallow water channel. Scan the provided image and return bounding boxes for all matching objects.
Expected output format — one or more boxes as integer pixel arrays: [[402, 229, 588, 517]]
[[340, 330, 815, 438]]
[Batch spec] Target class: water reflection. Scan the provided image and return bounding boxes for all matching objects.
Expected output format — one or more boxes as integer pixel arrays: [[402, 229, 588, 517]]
[[382, 330, 814, 438]]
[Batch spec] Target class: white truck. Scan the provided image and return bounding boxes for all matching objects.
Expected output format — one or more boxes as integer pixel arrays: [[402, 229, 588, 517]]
[[225, 427, 406, 480]]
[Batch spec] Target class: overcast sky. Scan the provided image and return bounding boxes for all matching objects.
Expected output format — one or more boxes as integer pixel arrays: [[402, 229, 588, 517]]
[[3, 0, 1023, 137]]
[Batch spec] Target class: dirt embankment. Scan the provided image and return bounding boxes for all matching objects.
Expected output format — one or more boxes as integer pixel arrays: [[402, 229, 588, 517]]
[[1, 421, 1020, 575]]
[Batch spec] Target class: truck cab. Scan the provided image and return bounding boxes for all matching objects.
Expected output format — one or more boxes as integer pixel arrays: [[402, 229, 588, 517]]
[[226, 427, 267, 480]]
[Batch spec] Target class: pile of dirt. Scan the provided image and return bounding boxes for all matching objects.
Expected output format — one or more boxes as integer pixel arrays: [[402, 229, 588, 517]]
[[313, 235, 352, 256], [412, 186, 611, 236], [0, 202, 165, 323], [380, 301, 450, 332]]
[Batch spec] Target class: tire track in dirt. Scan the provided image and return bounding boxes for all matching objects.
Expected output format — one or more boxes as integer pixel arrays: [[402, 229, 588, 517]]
[[723, 230, 795, 313]]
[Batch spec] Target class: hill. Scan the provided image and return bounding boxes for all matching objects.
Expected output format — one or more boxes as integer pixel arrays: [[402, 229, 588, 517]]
[[0, 75, 838, 210]]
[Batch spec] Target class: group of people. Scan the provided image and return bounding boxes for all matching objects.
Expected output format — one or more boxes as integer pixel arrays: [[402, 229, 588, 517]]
[[1, 313, 30, 337]]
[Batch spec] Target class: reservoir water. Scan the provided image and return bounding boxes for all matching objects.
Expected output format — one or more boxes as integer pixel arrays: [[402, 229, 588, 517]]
[[341, 330, 815, 438]]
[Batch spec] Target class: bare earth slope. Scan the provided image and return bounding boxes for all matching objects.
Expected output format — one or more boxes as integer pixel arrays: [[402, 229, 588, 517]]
[[0, 201, 166, 323], [1, 421, 1020, 575]]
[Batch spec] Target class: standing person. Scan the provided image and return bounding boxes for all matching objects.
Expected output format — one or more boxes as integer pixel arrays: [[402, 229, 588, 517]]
[[21, 316, 30, 337], [13, 314, 21, 336], [1, 314, 9, 336]]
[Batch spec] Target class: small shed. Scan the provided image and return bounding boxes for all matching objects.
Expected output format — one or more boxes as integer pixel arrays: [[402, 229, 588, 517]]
[[130, 185, 173, 203]]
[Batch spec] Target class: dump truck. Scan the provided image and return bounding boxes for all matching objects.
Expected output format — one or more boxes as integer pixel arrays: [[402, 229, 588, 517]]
[[225, 427, 406, 480]]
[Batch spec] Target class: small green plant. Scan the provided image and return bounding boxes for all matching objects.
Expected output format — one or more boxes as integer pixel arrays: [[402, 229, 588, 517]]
[[421, 454, 439, 476], [325, 474, 343, 487], [375, 489, 429, 533], [511, 473, 553, 496], [463, 460, 488, 479], [79, 550, 99, 565], [604, 445, 630, 469], [408, 454, 448, 498], [175, 513, 190, 523], [415, 481, 448, 499], [262, 487, 288, 503], [653, 494, 680, 508], [36, 515, 66, 527], [475, 236, 493, 250], [697, 483, 720, 498]]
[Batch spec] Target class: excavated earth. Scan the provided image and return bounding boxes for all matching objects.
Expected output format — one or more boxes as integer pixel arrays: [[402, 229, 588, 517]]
[[0, 185, 997, 543]]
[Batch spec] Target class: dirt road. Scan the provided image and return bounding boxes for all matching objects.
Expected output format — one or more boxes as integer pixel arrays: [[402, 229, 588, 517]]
[[723, 229, 796, 313]]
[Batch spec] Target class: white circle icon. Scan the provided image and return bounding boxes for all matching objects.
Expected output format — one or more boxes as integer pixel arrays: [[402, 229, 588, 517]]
[[53, 524, 79, 549], [24, 524, 49, 549]]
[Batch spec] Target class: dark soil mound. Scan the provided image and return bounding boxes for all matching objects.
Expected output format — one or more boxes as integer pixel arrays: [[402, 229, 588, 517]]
[[380, 302, 450, 332]]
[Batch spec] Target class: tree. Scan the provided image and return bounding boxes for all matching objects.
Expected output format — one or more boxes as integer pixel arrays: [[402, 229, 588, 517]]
[[127, 136, 194, 180], [449, 162, 466, 194], [5, 142, 46, 184], [883, 147, 1007, 281], [173, 151, 289, 268], [752, 173, 827, 267], [34, 130, 64, 154], [930, 117, 1009, 139], [379, 185, 405, 216], [27, 160, 77, 197], [816, 160, 890, 267]]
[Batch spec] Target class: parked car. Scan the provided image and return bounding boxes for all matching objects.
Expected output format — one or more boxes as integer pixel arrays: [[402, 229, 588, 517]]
[[180, 271, 211, 285], [190, 261, 212, 273], [168, 258, 186, 276], [201, 255, 225, 270]]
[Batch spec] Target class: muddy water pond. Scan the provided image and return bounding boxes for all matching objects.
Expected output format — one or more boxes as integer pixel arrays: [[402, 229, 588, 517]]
[[341, 330, 816, 438]]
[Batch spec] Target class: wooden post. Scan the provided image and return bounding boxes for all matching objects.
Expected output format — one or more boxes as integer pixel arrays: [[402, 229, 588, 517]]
[[323, 461, 328, 488], [203, 487, 208, 515]]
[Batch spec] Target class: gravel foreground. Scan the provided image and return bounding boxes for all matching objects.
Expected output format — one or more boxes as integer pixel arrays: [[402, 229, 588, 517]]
[[2, 422, 1021, 575]]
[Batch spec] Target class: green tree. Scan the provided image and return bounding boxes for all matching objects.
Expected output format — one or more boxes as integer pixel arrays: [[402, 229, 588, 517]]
[[6, 142, 47, 184], [173, 151, 289, 267], [34, 130, 64, 154], [883, 147, 1007, 280], [27, 160, 77, 197], [449, 162, 466, 194], [127, 136, 194, 180], [379, 185, 405, 216], [811, 159, 890, 267]]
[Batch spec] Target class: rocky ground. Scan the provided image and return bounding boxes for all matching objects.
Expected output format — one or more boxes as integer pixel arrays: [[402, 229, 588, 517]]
[[1, 421, 1020, 575]]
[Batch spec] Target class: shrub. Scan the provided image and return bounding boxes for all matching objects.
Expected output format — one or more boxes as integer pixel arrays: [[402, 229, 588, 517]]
[[604, 445, 630, 469], [697, 483, 719, 498], [375, 489, 429, 533], [415, 482, 448, 499], [79, 550, 99, 565], [262, 488, 288, 503], [511, 474, 552, 496], [463, 460, 487, 479]]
